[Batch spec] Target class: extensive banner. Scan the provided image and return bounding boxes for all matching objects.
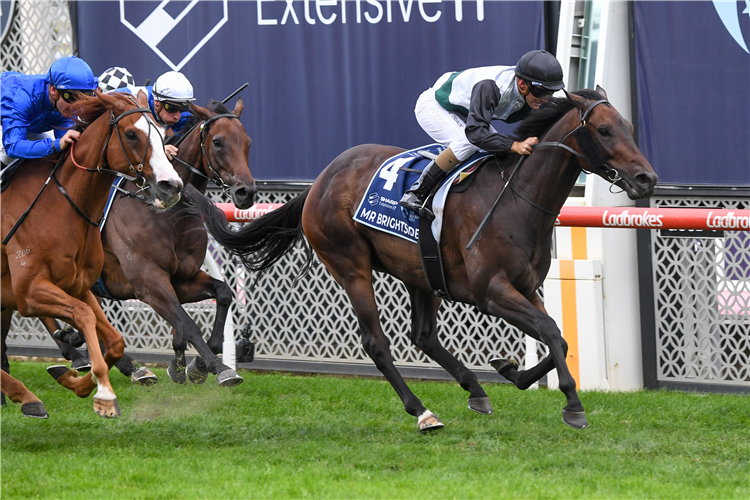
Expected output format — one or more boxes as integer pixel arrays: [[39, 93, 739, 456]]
[[634, 1, 750, 186], [76, 1, 545, 180]]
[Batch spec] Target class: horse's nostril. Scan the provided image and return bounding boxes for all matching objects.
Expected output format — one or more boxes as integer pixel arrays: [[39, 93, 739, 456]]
[[635, 173, 656, 189], [157, 179, 183, 195]]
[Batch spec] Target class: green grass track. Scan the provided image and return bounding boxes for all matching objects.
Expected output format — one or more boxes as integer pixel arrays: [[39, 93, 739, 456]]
[[2, 361, 748, 499]]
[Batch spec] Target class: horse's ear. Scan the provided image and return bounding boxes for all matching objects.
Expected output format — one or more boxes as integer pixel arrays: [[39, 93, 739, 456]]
[[97, 89, 121, 111], [190, 102, 212, 121], [232, 96, 244, 119], [135, 89, 149, 108], [595, 85, 608, 100], [566, 90, 588, 110]]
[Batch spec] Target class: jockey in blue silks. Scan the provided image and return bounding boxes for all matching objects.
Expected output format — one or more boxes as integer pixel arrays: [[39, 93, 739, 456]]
[[113, 71, 194, 160], [0, 56, 97, 167]]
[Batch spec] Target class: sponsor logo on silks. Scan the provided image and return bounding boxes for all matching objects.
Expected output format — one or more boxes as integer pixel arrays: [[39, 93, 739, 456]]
[[120, 0, 228, 71], [601, 210, 664, 228], [706, 211, 750, 229], [713, 1, 750, 53], [368, 192, 380, 206]]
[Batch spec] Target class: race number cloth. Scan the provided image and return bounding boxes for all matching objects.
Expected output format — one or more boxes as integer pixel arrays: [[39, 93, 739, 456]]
[[353, 145, 490, 244]]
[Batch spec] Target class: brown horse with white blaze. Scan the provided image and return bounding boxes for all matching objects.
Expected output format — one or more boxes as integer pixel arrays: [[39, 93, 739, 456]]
[[189, 87, 657, 430], [1, 91, 183, 418]]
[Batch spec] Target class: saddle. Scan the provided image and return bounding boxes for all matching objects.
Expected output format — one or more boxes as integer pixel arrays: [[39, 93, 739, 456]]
[[0, 159, 24, 194]]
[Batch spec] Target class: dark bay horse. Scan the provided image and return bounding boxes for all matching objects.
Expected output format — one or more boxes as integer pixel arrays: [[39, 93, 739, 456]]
[[97, 99, 255, 386], [1, 91, 183, 418], [189, 87, 658, 431], [43, 99, 256, 387]]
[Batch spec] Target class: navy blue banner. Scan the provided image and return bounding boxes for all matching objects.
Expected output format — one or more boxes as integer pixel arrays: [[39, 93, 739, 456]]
[[76, 1, 545, 180], [634, 1, 750, 186]]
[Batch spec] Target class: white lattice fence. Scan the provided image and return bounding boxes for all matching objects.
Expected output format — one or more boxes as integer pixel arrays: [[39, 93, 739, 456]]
[[8, 186, 532, 375], [651, 196, 750, 387], [1, 0, 72, 74]]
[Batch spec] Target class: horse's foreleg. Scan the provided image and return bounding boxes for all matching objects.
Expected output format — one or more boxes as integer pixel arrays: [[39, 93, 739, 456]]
[[479, 278, 587, 429], [491, 292, 557, 390], [40, 317, 91, 372], [133, 270, 241, 387], [173, 272, 233, 356], [18, 281, 118, 417], [407, 287, 491, 415]]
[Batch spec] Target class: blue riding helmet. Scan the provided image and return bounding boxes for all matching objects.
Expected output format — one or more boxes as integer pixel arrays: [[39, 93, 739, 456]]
[[46, 56, 98, 91]]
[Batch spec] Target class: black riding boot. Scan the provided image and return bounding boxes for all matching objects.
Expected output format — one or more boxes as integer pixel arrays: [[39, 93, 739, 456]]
[[399, 161, 447, 221]]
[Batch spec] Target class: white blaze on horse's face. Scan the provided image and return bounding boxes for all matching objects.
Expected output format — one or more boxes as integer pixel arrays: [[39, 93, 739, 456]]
[[133, 115, 183, 189]]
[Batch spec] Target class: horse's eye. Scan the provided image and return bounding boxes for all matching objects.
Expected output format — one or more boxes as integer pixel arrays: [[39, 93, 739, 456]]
[[212, 138, 222, 148], [598, 127, 610, 137], [125, 130, 137, 140]]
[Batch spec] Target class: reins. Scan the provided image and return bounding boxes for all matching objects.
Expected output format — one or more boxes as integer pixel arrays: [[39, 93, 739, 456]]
[[465, 98, 614, 250], [2, 101, 156, 246]]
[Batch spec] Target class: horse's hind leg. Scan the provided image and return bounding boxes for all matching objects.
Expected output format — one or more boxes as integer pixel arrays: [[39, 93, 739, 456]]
[[312, 246, 442, 431], [407, 287, 492, 415], [1, 307, 45, 416]]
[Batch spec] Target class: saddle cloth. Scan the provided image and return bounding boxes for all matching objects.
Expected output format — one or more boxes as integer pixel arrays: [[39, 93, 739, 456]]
[[352, 144, 491, 244]]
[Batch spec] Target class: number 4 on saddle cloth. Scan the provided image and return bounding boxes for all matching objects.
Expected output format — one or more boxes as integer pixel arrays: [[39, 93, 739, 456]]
[[352, 144, 492, 300]]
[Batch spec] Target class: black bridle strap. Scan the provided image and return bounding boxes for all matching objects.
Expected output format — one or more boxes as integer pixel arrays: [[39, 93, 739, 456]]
[[52, 174, 101, 227]]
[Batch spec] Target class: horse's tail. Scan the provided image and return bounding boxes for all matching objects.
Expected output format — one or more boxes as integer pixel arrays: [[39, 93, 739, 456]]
[[181, 184, 314, 280]]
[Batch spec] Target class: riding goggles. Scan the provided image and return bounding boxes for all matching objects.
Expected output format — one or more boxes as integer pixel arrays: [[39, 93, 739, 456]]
[[527, 82, 556, 98], [60, 89, 96, 103], [162, 100, 191, 113]]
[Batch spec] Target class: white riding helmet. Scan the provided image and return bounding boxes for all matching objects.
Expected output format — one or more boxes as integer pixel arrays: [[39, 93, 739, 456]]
[[152, 71, 195, 103]]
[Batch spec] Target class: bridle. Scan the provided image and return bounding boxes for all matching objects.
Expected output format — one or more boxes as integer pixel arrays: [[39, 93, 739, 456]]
[[466, 98, 620, 250], [534, 99, 623, 186], [169, 113, 240, 197], [2, 100, 158, 245]]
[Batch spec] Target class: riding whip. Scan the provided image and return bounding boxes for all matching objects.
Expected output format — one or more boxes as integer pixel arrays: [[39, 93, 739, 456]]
[[465, 153, 528, 250]]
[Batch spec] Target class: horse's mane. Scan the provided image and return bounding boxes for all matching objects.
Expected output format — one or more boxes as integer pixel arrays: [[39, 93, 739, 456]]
[[182, 100, 232, 130], [69, 92, 135, 127], [511, 88, 605, 141]]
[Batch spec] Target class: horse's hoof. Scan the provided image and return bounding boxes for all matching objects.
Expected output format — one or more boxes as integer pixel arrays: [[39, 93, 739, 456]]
[[467, 396, 493, 415], [216, 369, 243, 387], [167, 359, 187, 384], [46, 365, 72, 380], [489, 358, 518, 377], [94, 398, 121, 418], [21, 401, 49, 419], [71, 358, 91, 373], [417, 410, 445, 432], [562, 409, 589, 429], [186, 357, 209, 385], [131, 367, 158, 386]]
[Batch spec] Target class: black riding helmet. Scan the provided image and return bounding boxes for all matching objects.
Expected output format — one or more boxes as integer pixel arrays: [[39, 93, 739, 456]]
[[515, 50, 565, 92]]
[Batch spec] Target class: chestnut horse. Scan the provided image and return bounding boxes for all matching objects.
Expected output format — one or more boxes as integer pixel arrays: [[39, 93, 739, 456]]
[[189, 88, 658, 430], [1, 91, 183, 418], [21, 99, 256, 387]]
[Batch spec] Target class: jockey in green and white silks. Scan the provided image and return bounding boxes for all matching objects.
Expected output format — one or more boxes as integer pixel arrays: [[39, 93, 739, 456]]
[[400, 50, 565, 220]]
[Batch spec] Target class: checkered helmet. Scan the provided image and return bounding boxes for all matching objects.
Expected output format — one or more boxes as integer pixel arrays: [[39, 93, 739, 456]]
[[98, 67, 136, 93]]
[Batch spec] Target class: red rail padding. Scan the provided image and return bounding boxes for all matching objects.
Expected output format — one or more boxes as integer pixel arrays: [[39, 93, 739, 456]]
[[217, 203, 749, 231]]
